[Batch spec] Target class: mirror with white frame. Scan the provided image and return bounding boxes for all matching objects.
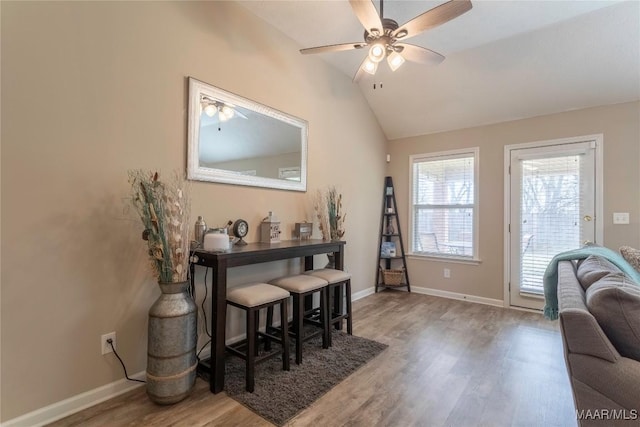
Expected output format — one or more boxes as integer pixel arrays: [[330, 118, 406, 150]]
[[187, 77, 308, 191]]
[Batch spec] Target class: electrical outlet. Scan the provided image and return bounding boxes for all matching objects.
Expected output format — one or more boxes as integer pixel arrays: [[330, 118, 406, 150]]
[[101, 332, 116, 355], [444, 268, 451, 279], [613, 212, 629, 224]]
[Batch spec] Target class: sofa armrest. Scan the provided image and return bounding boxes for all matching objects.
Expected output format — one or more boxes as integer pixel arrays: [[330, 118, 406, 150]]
[[560, 309, 620, 362], [557, 261, 620, 362], [569, 354, 640, 411]]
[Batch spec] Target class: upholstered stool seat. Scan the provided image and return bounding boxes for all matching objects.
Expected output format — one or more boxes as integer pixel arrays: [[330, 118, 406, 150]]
[[305, 269, 352, 346], [227, 283, 290, 307], [267, 274, 329, 364], [269, 274, 327, 293], [226, 283, 290, 392]]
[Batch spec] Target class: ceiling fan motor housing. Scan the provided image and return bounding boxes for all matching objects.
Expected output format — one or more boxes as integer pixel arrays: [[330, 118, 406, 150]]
[[364, 18, 398, 40]]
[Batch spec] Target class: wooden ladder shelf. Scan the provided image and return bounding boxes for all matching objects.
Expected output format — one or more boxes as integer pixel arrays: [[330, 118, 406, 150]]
[[376, 176, 410, 292]]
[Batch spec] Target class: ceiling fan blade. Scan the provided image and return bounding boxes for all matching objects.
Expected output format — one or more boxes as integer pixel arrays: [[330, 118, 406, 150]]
[[396, 43, 445, 66], [300, 42, 367, 55], [349, 0, 383, 35], [393, 0, 472, 40]]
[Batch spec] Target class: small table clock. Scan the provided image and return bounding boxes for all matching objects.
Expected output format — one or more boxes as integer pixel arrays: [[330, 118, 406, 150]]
[[232, 219, 249, 245]]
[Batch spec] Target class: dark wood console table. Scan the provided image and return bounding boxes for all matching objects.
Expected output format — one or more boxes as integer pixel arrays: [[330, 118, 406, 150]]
[[190, 239, 345, 393]]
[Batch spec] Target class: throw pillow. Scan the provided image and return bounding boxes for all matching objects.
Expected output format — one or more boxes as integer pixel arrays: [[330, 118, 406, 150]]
[[576, 255, 622, 291], [586, 274, 640, 362], [620, 246, 640, 273]]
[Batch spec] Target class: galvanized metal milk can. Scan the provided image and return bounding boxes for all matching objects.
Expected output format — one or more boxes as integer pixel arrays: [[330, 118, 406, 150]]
[[146, 281, 197, 404]]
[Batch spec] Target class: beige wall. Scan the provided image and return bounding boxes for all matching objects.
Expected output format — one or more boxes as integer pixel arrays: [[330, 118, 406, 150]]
[[387, 101, 640, 301], [0, 1, 386, 421]]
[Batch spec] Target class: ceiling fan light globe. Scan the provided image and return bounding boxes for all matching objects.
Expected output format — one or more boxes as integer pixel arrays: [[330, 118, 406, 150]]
[[368, 44, 385, 63], [387, 51, 405, 71], [204, 104, 217, 117], [362, 59, 378, 75]]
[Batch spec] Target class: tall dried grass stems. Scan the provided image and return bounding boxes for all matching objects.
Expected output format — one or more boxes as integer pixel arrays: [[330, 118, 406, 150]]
[[129, 170, 191, 283], [314, 186, 345, 241]]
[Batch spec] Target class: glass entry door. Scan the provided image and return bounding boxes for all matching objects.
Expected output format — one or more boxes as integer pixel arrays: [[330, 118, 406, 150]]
[[508, 141, 596, 310]]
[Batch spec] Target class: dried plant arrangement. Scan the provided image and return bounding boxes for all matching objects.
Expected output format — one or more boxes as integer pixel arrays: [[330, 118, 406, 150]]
[[313, 186, 346, 241], [128, 170, 191, 283], [313, 189, 330, 240], [327, 186, 346, 241]]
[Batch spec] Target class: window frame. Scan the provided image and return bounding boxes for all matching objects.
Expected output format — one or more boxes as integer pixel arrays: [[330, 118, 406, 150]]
[[408, 147, 480, 263]]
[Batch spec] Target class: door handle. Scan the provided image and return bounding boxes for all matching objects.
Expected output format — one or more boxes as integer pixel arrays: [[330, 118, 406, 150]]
[[583, 215, 593, 222]]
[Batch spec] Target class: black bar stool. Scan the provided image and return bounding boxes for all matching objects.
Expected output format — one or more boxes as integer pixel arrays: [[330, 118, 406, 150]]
[[226, 283, 290, 392], [304, 269, 352, 346], [267, 274, 329, 364]]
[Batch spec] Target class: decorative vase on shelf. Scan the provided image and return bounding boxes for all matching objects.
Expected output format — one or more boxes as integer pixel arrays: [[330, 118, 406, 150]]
[[146, 281, 197, 405], [325, 253, 336, 269]]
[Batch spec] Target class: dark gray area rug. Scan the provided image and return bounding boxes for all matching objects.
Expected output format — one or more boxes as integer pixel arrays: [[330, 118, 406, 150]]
[[223, 331, 387, 426]]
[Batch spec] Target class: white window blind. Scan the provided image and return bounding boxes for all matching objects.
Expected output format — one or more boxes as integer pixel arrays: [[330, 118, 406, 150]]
[[519, 153, 585, 292], [410, 149, 478, 259]]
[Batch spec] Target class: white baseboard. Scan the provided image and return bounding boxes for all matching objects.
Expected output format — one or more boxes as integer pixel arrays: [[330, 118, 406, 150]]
[[357, 284, 503, 308], [1, 371, 146, 427], [411, 285, 504, 307], [351, 287, 375, 301]]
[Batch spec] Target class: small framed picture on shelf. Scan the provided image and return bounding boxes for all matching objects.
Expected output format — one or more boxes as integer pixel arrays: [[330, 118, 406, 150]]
[[386, 186, 393, 196], [381, 241, 396, 258]]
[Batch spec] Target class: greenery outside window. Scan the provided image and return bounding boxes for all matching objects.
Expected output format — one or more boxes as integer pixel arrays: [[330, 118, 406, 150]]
[[409, 148, 479, 261]]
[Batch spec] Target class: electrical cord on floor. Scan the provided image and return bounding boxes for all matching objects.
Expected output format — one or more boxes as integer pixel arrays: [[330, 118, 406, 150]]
[[107, 339, 146, 383], [202, 267, 211, 338], [195, 268, 212, 363], [196, 338, 212, 363]]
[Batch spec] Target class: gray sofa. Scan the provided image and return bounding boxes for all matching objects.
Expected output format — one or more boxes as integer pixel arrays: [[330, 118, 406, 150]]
[[557, 257, 640, 426]]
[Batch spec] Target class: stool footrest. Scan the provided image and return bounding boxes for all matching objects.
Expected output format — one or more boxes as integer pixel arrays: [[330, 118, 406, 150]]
[[268, 323, 324, 342], [225, 332, 282, 364]]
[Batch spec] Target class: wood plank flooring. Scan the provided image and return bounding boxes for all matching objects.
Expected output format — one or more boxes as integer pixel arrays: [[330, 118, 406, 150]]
[[48, 291, 576, 427]]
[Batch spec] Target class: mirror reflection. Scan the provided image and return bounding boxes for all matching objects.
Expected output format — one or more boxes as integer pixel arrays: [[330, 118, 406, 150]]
[[187, 78, 308, 191]]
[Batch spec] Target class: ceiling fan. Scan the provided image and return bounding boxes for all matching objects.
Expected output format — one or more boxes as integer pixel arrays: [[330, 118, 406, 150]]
[[200, 95, 248, 122], [300, 0, 472, 82]]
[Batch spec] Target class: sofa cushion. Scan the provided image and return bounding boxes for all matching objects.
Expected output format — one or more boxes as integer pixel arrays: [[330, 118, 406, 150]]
[[586, 273, 640, 362], [620, 246, 640, 273], [577, 255, 622, 291]]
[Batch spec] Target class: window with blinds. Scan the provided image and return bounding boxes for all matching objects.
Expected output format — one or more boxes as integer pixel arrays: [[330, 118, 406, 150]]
[[410, 148, 479, 259]]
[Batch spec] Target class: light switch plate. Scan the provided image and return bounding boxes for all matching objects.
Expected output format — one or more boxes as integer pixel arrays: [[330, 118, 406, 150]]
[[613, 212, 630, 224]]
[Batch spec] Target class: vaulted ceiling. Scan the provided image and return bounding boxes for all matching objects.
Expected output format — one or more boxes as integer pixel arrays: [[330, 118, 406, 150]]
[[239, 0, 640, 140]]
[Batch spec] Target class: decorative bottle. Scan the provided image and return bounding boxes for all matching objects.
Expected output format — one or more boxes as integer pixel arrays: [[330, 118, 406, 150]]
[[194, 216, 207, 245]]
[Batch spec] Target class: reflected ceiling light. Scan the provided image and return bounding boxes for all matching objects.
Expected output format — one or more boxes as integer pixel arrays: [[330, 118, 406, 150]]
[[204, 104, 218, 117], [201, 96, 248, 121], [219, 105, 235, 121], [362, 59, 378, 75], [387, 51, 405, 72]]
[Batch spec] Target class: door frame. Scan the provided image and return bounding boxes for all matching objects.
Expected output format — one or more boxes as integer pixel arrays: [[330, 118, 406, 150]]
[[503, 134, 604, 309]]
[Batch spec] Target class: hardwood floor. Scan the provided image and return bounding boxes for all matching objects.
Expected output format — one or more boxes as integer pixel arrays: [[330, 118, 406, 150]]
[[49, 291, 576, 427]]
